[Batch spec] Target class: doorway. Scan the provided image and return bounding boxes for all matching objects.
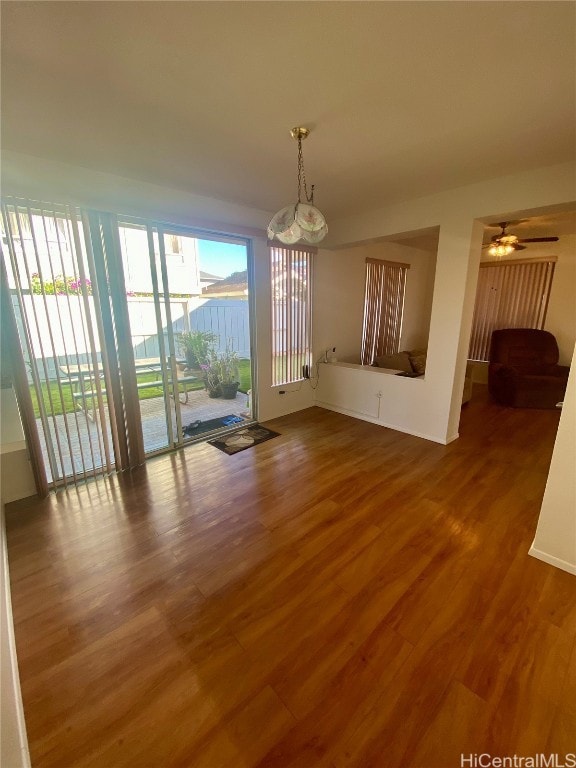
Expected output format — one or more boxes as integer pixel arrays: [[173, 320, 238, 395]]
[[117, 220, 254, 455]]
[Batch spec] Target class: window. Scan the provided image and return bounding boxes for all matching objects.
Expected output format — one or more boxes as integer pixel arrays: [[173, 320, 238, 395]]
[[468, 257, 557, 361], [270, 245, 313, 386], [361, 258, 409, 365]]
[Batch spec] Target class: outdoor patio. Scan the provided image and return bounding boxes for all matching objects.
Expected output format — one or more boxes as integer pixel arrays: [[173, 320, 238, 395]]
[[37, 388, 251, 484]]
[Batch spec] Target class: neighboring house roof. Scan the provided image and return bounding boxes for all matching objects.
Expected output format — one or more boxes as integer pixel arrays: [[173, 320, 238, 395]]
[[202, 270, 248, 296], [200, 270, 224, 282]]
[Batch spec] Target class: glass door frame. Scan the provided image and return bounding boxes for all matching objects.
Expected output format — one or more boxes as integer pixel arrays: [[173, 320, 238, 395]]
[[118, 215, 257, 458]]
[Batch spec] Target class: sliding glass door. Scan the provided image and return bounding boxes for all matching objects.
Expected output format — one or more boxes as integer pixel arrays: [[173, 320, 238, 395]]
[[118, 220, 253, 455], [2, 197, 255, 488]]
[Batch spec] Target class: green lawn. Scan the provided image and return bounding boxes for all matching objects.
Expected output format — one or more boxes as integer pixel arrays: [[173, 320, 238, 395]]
[[30, 360, 252, 418], [237, 359, 252, 393]]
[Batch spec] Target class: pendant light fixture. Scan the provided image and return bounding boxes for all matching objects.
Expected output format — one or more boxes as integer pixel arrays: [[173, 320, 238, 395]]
[[267, 127, 328, 245]]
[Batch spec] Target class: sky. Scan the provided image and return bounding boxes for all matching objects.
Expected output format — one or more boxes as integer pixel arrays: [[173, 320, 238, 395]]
[[197, 239, 247, 280]]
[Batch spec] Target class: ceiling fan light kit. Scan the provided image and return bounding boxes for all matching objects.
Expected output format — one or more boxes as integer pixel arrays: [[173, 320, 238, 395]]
[[268, 126, 328, 246], [488, 242, 516, 258], [485, 222, 559, 258]]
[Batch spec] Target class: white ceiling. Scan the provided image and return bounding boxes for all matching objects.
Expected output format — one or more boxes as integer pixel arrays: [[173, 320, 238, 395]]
[[1, 1, 575, 222]]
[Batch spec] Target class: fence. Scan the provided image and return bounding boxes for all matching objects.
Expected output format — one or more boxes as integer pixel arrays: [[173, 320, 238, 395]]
[[14, 295, 251, 382]]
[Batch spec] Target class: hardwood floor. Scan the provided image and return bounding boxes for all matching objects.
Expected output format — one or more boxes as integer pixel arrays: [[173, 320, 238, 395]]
[[5, 390, 575, 768]]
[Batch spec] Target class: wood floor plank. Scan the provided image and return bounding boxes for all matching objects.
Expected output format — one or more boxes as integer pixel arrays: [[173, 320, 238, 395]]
[[5, 393, 573, 768], [481, 618, 574, 756], [187, 686, 295, 768], [455, 548, 553, 701], [256, 624, 414, 768], [268, 586, 416, 721], [23, 607, 189, 767], [546, 637, 576, 755], [409, 680, 488, 768], [331, 574, 495, 767]]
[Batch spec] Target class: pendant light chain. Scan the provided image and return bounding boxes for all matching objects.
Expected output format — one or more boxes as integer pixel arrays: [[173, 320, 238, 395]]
[[297, 136, 315, 205], [267, 126, 327, 245]]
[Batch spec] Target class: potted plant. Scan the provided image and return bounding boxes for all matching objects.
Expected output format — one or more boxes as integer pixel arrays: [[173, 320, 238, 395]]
[[177, 330, 217, 372], [204, 347, 240, 399], [202, 357, 221, 398]]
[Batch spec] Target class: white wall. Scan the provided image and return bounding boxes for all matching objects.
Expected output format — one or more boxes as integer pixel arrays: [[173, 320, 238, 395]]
[[529, 344, 576, 575], [544, 234, 576, 365], [1, 504, 31, 768], [314, 241, 437, 364], [319, 161, 575, 443], [315, 215, 487, 443], [313, 245, 366, 363], [2, 151, 270, 235], [0, 389, 36, 504], [400, 244, 437, 351]]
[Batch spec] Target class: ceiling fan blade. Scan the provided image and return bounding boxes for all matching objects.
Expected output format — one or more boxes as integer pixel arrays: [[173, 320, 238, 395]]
[[512, 243, 526, 251], [516, 236, 559, 243]]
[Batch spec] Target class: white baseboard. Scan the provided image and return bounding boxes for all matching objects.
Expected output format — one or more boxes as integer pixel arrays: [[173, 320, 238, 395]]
[[528, 544, 576, 576], [314, 402, 452, 445]]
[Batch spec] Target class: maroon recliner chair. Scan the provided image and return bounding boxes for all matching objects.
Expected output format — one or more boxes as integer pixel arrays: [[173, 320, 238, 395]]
[[488, 329, 569, 409]]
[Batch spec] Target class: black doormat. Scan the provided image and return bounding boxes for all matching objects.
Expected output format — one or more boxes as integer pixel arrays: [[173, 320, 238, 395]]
[[182, 414, 244, 438], [208, 424, 280, 455]]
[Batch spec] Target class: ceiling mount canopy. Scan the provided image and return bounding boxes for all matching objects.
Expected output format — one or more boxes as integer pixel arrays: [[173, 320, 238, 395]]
[[267, 126, 328, 246]]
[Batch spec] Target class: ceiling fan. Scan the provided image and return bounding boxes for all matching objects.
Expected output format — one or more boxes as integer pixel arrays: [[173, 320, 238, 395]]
[[484, 221, 559, 257]]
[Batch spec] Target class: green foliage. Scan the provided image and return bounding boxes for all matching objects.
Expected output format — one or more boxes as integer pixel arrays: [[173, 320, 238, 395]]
[[176, 330, 218, 368], [30, 273, 92, 296], [205, 346, 240, 391]]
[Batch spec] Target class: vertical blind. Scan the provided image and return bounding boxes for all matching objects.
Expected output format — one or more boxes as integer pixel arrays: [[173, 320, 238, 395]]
[[361, 258, 409, 365], [468, 257, 557, 361], [270, 244, 313, 386], [1, 198, 145, 489]]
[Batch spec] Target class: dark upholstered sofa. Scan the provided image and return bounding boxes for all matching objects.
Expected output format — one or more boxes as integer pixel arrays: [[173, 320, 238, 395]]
[[488, 329, 569, 409]]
